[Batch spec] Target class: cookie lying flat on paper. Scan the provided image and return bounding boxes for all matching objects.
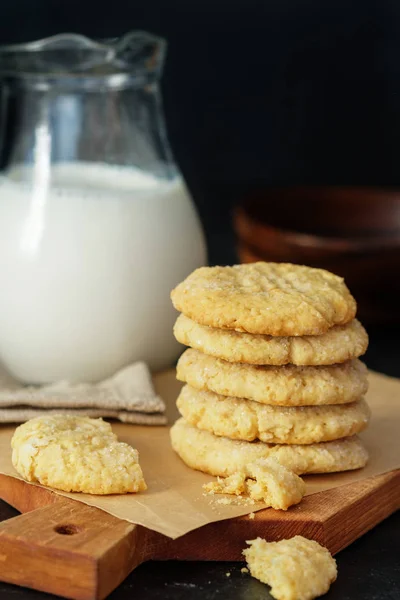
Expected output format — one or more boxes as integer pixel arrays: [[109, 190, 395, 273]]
[[243, 536, 337, 600], [174, 314, 368, 366], [11, 415, 147, 494], [177, 349, 368, 406], [170, 418, 369, 477], [171, 262, 356, 336], [177, 385, 371, 444], [203, 457, 306, 510]]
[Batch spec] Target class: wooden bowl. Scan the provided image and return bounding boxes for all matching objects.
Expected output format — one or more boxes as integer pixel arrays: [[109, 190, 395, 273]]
[[234, 187, 400, 325]]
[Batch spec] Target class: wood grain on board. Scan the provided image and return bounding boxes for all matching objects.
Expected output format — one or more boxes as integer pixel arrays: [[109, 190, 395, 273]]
[[0, 469, 399, 600]]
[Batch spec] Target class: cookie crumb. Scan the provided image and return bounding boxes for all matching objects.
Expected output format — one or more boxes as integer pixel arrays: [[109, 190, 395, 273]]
[[241, 567, 249, 574], [225, 572, 231, 577], [243, 536, 337, 600], [204, 472, 246, 496], [216, 497, 234, 505], [203, 458, 305, 510], [249, 512, 255, 520]]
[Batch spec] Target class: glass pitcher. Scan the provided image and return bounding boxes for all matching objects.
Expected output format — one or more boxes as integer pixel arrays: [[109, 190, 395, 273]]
[[0, 32, 206, 384]]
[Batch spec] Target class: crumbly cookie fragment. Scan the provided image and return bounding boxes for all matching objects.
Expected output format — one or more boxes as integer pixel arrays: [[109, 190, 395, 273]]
[[204, 471, 247, 496], [174, 314, 368, 366], [171, 262, 356, 336], [177, 349, 368, 406], [243, 536, 337, 600], [177, 385, 370, 444], [204, 457, 305, 510], [11, 415, 147, 494], [170, 418, 369, 476]]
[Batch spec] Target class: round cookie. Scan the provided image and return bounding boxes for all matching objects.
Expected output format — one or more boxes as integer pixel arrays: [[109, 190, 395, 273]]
[[171, 262, 357, 336], [177, 385, 371, 444], [174, 315, 368, 366], [11, 415, 147, 494], [170, 418, 369, 476], [177, 349, 368, 406], [177, 385, 370, 444]]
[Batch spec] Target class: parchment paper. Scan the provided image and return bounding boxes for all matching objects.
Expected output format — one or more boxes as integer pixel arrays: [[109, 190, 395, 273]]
[[0, 369, 398, 539]]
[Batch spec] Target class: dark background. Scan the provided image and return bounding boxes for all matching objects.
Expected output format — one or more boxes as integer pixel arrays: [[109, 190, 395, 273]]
[[0, 6, 399, 598], [2, 0, 400, 264]]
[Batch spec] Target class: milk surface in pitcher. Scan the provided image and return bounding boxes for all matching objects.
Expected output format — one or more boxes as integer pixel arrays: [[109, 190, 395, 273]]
[[0, 162, 206, 383]]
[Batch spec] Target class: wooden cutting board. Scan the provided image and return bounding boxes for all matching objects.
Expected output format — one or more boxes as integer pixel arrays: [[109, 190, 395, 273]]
[[0, 468, 399, 600]]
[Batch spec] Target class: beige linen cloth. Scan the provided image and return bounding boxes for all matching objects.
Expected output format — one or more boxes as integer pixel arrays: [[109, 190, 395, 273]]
[[0, 362, 167, 425]]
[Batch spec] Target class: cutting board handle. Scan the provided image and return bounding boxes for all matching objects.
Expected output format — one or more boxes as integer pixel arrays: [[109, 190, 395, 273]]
[[0, 497, 148, 600], [1, 471, 400, 600]]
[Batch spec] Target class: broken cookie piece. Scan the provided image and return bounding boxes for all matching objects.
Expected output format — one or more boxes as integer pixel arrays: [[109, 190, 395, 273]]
[[203, 457, 305, 510], [243, 536, 337, 600], [11, 414, 147, 495], [204, 471, 247, 496]]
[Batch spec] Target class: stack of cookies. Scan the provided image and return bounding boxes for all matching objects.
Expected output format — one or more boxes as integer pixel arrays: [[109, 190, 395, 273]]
[[170, 262, 370, 478]]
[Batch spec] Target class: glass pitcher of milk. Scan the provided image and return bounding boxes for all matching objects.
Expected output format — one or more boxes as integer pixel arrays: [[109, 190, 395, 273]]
[[0, 32, 206, 384]]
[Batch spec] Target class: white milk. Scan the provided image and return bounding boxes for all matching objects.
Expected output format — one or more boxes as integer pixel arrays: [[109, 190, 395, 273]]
[[0, 162, 206, 383]]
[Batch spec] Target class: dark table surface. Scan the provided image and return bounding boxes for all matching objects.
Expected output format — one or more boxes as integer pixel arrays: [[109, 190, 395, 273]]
[[0, 325, 399, 600]]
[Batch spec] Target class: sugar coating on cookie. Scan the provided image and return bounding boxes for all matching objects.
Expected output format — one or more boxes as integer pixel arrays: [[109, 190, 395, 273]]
[[171, 262, 356, 336], [243, 536, 337, 600], [177, 349, 368, 406], [203, 457, 306, 510], [178, 385, 370, 444], [170, 418, 369, 476], [11, 415, 147, 494], [174, 314, 368, 366]]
